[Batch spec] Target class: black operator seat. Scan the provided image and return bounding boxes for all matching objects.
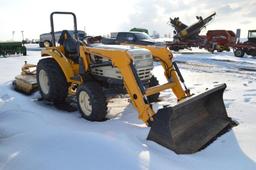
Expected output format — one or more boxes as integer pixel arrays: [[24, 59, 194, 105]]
[[58, 30, 80, 63]]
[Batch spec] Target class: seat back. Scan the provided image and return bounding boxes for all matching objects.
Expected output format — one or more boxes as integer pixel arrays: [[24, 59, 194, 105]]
[[59, 30, 79, 63]]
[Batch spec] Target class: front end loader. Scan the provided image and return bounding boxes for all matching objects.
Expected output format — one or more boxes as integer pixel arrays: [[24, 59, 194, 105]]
[[13, 11, 236, 154], [131, 45, 236, 153]]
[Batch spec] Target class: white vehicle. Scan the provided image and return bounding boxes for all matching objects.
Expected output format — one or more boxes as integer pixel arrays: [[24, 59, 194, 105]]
[[39, 30, 86, 47]]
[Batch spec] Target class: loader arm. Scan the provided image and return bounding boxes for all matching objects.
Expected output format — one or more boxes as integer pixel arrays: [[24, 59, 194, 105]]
[[134, 45, 190, 100], [79, 45, 191, 123]]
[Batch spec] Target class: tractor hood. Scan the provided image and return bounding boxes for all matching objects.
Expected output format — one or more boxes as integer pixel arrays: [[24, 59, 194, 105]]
[[89, 43, 152, 56]]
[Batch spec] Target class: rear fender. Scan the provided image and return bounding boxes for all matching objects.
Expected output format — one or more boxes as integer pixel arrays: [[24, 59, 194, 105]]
[[41, 47, 77, 83]]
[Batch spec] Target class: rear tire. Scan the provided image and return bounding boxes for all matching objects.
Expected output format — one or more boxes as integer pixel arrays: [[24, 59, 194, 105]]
[[36, 58, 68, 103], [234, 49, 245, 57], [147, 76, 160, 103], [77, 82, 108, 121]]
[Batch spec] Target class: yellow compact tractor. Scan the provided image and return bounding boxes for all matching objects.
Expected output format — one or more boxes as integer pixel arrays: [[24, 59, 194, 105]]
[[14, 12, 236, 154]]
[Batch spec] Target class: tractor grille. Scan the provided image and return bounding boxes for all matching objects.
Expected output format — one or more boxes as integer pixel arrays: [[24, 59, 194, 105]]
[[90, 54, 153, 81], [136, 68, 152, 80]]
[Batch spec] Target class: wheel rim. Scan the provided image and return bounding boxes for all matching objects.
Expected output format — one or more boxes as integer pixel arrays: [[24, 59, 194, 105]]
[[79, 91, 92, 116], [39, 69, 49, 94], [235, 50, 242, 56]]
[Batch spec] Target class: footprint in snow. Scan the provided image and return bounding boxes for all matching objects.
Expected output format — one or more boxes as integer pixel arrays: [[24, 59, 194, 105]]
[[0, 94, 13, 102], [0, 99, 4, 108], [220, 140, 226, 144], [225, 102, 232, 108], [243, 93, 256, 97], [245, 89, 256, 92], [224, 99, 235, 108], [225, 99, 236, 102], [0, 127, 22, 139], [0, 94, 14, 108], [244, 97, 251, 103], [193, 83, 202, 86]]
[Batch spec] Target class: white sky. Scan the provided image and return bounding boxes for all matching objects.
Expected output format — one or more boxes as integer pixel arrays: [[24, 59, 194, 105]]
[[0, 0, 255, 41]]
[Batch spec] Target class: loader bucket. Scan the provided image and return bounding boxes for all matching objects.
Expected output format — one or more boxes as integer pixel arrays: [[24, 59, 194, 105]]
[[147, 84, 236, 154]]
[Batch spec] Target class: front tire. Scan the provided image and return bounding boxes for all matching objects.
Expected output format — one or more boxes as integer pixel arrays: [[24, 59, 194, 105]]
[[36, 58, 68, 103], [77, 82, 108, 121], [147, 76, 160, 103], [234, 49, 245, 57]]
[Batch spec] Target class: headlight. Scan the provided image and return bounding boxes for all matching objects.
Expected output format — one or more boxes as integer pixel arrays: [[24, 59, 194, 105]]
[[134, 59, 153, 67]]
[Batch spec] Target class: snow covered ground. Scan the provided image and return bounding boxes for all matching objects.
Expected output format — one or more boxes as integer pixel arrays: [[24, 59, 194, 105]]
[[0, 45, 256, 170]]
